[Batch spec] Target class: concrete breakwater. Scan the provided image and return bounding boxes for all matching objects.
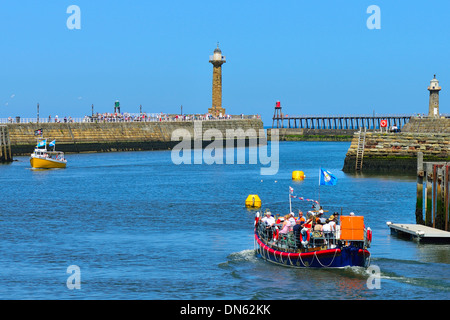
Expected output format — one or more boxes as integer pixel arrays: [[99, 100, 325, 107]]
[[7, 119, 264, 156]]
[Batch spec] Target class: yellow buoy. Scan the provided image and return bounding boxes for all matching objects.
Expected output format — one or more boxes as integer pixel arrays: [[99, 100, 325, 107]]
[[245, 194, 261, 208], [292, 171, 305, 180]]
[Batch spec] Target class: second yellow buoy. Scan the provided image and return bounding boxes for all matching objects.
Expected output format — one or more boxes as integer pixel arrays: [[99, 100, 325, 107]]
[[245, 194, 261, 208], [292, 171, 305, 180]]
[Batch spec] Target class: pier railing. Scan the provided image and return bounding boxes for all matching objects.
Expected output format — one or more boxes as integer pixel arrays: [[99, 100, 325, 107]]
[[0, 114, 260, 124], [272, 114, 414, 130]]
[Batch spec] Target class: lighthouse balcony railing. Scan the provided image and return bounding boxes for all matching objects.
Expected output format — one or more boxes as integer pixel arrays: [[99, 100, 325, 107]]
[[209, 55, 226, 62]]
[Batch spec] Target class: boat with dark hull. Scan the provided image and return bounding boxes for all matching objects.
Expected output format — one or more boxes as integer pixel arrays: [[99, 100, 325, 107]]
[[254, 210, 372, 268]]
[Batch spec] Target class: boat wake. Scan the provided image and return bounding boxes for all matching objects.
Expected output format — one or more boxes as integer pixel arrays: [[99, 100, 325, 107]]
[[226, 249, 258, 263]]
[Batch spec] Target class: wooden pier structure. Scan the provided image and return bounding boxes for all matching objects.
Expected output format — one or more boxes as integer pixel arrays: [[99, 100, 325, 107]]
[[272, 113, 412, 130], [415, 152, 450, 231], [388, 152, 450, 242], [0, 125, 12, 163]]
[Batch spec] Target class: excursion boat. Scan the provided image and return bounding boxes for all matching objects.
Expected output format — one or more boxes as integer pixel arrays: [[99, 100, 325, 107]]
[[30, 138, 67, 169], [254, 206, 372, 268]]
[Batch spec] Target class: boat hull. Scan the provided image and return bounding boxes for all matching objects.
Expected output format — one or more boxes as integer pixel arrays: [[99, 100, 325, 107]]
[[30, 157, 66, 169], [255, 234, 370, 268]]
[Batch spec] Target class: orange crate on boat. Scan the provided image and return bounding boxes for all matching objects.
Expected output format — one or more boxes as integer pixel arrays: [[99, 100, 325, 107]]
[[340, 216, 365, 241]]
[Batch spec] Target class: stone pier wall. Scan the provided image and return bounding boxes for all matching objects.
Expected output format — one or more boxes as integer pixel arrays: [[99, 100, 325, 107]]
[[343, 118, 450, 173], [401, 117, 450, 133], [343, 131, 450, 172], [267, 128, 356, 141], [6, 119, 264, 156]]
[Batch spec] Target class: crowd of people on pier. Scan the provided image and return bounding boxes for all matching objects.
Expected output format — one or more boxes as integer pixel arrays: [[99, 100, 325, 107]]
[[83, 112, 258, 122], [4, 113, 259, 124]]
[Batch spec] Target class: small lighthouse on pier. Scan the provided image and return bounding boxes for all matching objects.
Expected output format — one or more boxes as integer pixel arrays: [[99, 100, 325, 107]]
[[208, 43, 226, 117], [428, 75, 441, 117]]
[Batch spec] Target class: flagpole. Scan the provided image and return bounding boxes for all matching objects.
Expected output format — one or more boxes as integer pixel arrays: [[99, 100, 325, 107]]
[[289, 192, 292, 213], [318, 168, 321, 206]]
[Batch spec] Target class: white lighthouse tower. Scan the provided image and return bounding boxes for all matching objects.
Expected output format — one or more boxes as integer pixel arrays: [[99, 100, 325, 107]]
[[428, 75, 441, 118]]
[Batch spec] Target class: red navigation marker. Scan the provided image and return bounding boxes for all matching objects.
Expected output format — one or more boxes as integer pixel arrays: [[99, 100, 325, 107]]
[[380, 119, 387, 128]]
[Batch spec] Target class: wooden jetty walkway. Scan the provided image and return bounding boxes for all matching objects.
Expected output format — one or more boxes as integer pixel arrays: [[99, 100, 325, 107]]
[[0, 125, 12, 163], [387, 222, 450, 243], [389, 152, 450, 243]]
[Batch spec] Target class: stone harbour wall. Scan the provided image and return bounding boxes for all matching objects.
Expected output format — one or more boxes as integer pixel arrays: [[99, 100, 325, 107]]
[[6, 119, 264, 156], [267, 128, 356, 141], [343, 132, 450, 173], [401, 117, 450, 133]]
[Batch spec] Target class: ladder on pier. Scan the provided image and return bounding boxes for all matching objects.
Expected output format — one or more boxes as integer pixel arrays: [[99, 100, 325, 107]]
[[355, 128, 366, 171]]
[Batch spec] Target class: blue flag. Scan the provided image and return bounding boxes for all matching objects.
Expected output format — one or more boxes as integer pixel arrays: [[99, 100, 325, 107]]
[[37, 139, 46, 147], [49, 140, 56, 147], [319, 168, 337, 186]]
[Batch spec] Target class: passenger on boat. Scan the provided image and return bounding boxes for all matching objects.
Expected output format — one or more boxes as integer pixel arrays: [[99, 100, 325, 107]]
[[279, 217, 290, 235], [288, 213, 296, 231], [298, 211, 306, 223], [314, 219, 323, 231], [261, 211, 275, 239], [293, 219, 304, 247], [322, 219, 333, 239], [262, 211, 275, 227], [329, 212, 339, 225], [317, 211, 326, 224], [328, 215, 337, 229], [304, 214, 314, 230]]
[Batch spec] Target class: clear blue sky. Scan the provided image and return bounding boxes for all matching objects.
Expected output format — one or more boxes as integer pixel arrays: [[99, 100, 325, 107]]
[[0, 0, 448, 124]]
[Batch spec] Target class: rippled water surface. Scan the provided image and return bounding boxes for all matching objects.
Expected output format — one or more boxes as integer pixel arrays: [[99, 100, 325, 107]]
[[0, 142, 449, 299]]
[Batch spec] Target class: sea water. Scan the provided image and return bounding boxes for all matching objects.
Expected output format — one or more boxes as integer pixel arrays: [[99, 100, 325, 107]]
[[0, 141, 449, 299]]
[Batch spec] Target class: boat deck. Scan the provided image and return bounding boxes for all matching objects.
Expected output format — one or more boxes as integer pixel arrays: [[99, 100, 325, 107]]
[[388, 222, 450, 243]]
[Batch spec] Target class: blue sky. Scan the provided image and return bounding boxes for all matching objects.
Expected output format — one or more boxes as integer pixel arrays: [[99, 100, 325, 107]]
[[0, 0, 448, 124]]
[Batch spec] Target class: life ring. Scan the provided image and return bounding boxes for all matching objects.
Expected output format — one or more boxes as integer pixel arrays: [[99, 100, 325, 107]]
[[367, 228, 372, 241], [254, 212, 260, 226], [366, 228, 372, 247], [300, 227, 310, 246]]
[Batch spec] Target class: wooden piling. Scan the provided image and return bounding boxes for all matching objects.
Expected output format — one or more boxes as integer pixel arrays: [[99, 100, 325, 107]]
[[436, 165, 444, 230], [416, 154, 450, 232], [432, 164, 437, 228], [445, 165, 449, 231], [0, 125, 13, 163], [425, 163, 433, 226], [415, 152, 424, 225]]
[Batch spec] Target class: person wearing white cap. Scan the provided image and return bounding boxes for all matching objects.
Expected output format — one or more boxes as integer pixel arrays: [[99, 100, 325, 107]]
[[262, 211, 275, 227], [288, 212, 296, 231], [261, 211, 275, 239]]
